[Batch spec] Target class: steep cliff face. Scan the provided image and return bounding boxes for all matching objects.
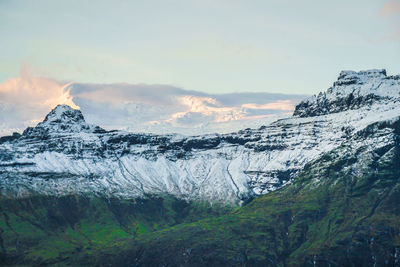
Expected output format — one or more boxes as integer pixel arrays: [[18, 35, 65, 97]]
[[1, 70, 400, 204]]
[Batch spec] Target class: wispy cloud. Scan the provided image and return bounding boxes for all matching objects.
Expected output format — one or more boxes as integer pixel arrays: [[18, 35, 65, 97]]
[[378, 0, 400, 40], [380, 0, 400, 17], [0, 68, 307, 136]]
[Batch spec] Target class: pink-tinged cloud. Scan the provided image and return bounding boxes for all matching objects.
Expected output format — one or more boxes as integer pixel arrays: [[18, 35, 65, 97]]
[[71, 87, 304, 134], [0, 67, 306, 136], [170, 95, 246, 123], [380, 0, 400, 17], [378, 1, 400, 41], [0, 66, 79, 136], [241, 100, 295, 111], [0, 65, 78, 110]]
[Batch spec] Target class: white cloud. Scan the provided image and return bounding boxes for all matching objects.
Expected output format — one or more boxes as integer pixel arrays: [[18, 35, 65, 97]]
[[0, 69, 307, 136], [70, 83, 306, 135]]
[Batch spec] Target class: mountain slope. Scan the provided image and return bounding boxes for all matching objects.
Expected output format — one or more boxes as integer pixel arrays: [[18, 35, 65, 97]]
[[92, 116, 400, 266], [1, 69, 399, 204], [0, 69, 400, 266], [3, 109, 396, 266]]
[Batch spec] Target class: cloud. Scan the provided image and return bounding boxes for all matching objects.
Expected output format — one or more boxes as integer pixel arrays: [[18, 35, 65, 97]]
[[380, 0, 400, 17], [0, 69, 307, 136], [70, 83, 306, 135], [241, 100, 295, 111], [0, 65, 79, 136], [378, 1, 400, 41]]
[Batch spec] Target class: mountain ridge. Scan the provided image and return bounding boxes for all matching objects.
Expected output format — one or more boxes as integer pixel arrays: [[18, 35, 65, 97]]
[[294, 69, 400, 117], [1, 69, 400, 204], [1, 69, 400, 266]]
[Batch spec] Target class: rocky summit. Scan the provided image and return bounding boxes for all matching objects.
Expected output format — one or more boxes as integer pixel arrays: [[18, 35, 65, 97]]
[[0, 69, 399, 204], [294, 69, 400, 117]]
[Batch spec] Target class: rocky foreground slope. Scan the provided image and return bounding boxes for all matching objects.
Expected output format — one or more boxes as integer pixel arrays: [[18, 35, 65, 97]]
[[1, 69, 400, 204]]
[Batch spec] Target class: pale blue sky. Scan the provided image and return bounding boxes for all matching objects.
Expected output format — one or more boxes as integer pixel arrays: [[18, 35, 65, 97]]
[[0, 0, 399, 94]]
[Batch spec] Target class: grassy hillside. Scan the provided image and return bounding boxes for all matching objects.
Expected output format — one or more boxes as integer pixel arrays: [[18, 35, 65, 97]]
[[0, 194, 232, 266]]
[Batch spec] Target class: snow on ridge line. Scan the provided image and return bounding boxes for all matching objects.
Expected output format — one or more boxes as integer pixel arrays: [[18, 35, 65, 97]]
[[338, 69, 387, 78], [293, 69, 400, 118], [43, 104, 83, 122], [1, 69, 400, 203], [1, 98, 400, 203]]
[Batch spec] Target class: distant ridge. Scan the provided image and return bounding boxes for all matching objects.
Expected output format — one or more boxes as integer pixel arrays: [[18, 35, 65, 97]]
[[1, 69, 400, 203]]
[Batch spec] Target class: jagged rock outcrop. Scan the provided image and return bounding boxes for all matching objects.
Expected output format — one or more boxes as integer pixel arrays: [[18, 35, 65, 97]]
[[0, 69, 399, 204], [294, 69, 400, 117]]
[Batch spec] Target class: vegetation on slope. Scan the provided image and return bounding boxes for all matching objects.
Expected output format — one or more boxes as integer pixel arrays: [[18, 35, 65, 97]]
[[0, 194, 231, 266], [1, 120, 399, 266], [92, 121, 400, 266]]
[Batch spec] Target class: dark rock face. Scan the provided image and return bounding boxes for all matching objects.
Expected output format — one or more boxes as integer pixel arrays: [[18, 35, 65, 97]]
[[0, 133, 21, 144], [294, 93, 382, 118]]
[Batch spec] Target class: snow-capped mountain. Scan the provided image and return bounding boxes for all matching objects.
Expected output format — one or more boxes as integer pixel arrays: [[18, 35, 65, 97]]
[[294, 69, 400, 117], [1, 69, 399, 203]]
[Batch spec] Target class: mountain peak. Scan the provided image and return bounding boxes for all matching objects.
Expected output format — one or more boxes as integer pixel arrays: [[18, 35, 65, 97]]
[[333, 69, 387, 87], [338, 69, 386, 78], [23, 105, 105, 136], [293, 69, 400, 117], [42, 104, 85, 125]]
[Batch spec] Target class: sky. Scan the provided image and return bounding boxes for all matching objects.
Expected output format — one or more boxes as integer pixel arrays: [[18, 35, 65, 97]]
[[0, 0, 399, 136]]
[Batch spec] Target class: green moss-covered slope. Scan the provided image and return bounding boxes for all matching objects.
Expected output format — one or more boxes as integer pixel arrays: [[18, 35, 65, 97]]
[[0, 194, 231, 266]]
